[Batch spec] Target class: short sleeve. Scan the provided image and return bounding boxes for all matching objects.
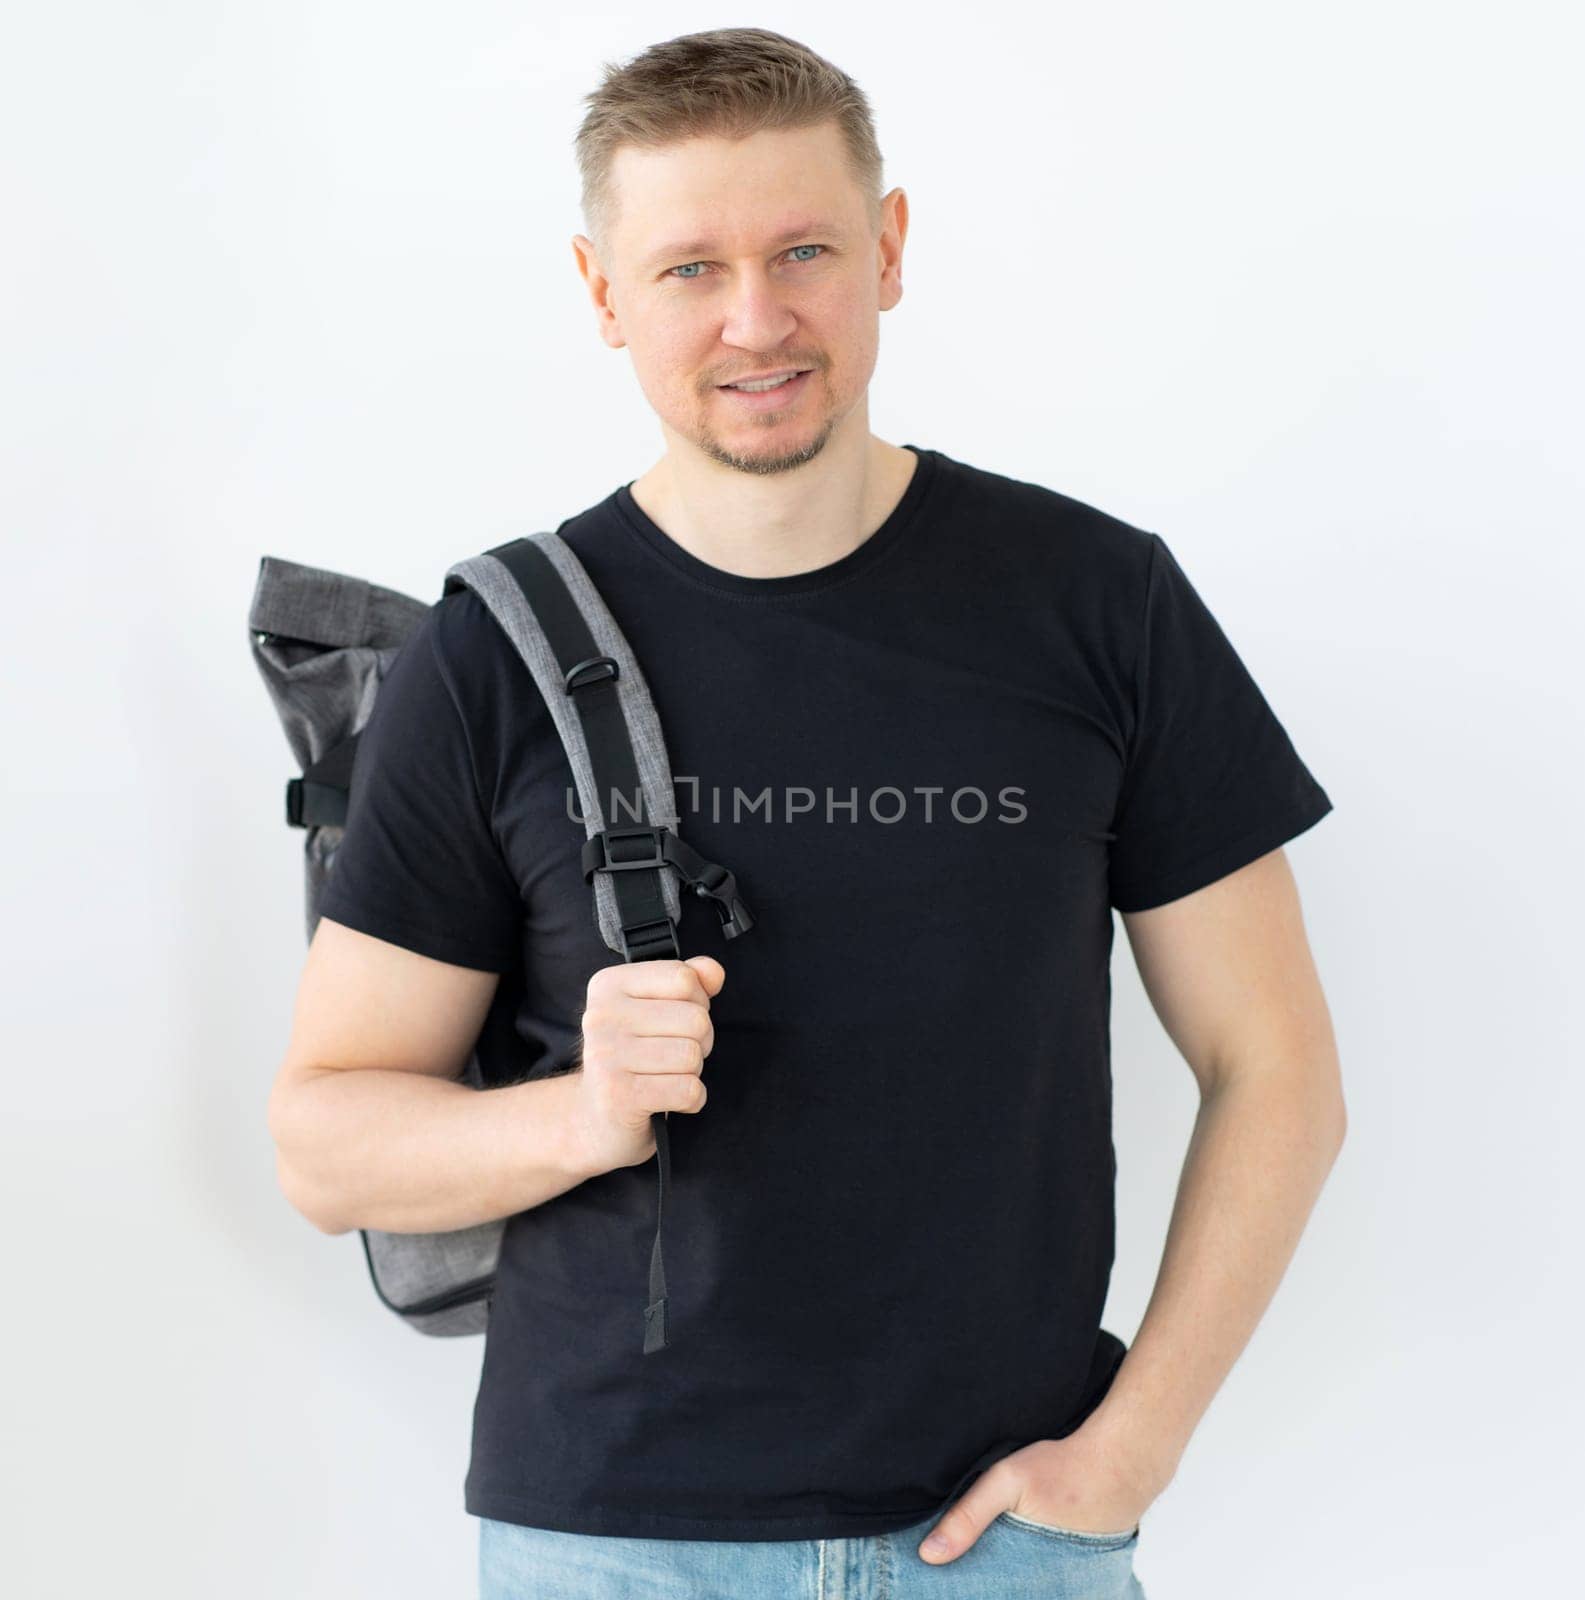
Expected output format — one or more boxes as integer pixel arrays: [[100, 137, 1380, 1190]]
[[315, 602, 524, 972], [1107, 533, 1334, 912]]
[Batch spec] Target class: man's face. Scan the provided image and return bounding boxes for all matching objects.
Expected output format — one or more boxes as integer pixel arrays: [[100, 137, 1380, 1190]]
[[573, 121, 905, 477]]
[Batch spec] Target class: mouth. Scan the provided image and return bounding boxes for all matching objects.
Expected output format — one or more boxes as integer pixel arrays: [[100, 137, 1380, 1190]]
[[716, 368, 814, 410]]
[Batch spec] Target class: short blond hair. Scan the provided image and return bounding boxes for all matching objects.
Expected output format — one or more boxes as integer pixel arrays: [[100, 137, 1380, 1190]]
[[574, 27, 886, 262]]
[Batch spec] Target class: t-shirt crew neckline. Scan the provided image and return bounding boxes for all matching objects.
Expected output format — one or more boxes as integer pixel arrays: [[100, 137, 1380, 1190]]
[[610, 443, 938, 600]]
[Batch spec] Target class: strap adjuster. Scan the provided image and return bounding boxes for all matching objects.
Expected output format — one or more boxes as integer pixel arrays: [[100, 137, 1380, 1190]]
[[581, 823, 756, 943], [619, 916, 682, 962], [582, 824, 668, 878]]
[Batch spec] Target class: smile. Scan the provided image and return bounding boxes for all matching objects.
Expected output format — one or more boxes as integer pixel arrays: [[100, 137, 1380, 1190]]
[[716, 369, 813, 407]]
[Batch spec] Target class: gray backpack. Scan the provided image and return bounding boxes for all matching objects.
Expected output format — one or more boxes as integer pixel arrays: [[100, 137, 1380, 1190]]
[[249, 533, 755, 1355]]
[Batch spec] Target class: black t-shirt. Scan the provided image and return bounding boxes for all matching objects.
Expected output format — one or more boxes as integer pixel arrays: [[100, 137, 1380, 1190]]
[[317, 444, 1334, 1541]]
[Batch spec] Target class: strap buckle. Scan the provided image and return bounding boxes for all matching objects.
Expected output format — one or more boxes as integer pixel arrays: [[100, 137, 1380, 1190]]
[[686, 862, 754, 939]]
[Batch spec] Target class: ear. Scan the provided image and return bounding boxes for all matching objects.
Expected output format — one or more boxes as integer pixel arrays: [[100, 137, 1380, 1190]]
[[571, 234, 627, 351], [876, 188, 908, 313]]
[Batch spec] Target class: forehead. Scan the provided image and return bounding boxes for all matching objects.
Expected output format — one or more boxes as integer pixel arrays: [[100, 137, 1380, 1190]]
[[610, 124, 862, 264]]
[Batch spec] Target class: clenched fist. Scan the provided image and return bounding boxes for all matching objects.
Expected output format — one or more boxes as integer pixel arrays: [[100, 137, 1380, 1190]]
[[565, 955, 725, 1176]]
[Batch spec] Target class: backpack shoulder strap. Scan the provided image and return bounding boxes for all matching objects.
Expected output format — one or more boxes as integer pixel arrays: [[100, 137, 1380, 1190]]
[[444, 532, 752, 962], [445, 531, 756, 1356]]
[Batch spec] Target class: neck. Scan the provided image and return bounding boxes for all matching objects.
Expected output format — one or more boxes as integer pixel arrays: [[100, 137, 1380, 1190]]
[[627, 427, 918, 582]]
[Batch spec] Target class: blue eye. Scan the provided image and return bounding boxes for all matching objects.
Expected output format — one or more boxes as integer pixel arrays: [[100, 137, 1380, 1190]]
[[667, 244, 825, 280]]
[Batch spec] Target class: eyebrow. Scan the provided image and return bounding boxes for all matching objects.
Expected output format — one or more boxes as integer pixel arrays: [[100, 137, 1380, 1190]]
[[644, 220, 844, 270]]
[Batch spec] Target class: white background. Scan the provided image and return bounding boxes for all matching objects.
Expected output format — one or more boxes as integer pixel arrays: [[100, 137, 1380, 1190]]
[[4, 3, 1579, 1596]]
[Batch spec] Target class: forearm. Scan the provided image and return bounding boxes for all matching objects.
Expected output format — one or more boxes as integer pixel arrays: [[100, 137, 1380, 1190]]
[[272, 1065, 599, 1235], [1086, 1064, 1347, 1485]]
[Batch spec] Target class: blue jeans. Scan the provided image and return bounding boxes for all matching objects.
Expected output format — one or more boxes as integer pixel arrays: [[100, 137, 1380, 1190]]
[[478, 1509, 1147, 1598]]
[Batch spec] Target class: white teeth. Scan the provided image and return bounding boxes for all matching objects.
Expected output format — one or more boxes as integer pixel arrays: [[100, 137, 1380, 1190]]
[[728, 372, 799, 392]]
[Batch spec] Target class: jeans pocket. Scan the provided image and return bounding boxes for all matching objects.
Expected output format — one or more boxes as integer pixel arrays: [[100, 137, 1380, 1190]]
[[994, 1509, 1140, 1552]]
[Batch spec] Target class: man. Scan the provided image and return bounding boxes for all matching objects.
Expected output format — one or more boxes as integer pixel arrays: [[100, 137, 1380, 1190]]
[[269, 27, 1343, 1598]]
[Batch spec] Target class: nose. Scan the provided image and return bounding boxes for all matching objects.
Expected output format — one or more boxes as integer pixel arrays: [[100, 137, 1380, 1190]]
[[718, 268, 799, 354]]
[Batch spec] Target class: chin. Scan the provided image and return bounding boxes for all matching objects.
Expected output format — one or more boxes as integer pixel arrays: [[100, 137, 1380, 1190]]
[[692, 418, 837, 476]]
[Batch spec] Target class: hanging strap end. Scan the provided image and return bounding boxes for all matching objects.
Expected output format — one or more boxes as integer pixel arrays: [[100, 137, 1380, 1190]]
[[643, 1296, 670, 1354]]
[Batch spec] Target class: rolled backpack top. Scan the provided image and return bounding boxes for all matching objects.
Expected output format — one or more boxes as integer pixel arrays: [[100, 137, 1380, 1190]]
[[249, 532, 755, 1355]]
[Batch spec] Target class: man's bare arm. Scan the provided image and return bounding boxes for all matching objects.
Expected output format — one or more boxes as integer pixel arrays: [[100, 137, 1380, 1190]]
[[266, 916, 598, 1236], [1087, 845, 1347, 1490]]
